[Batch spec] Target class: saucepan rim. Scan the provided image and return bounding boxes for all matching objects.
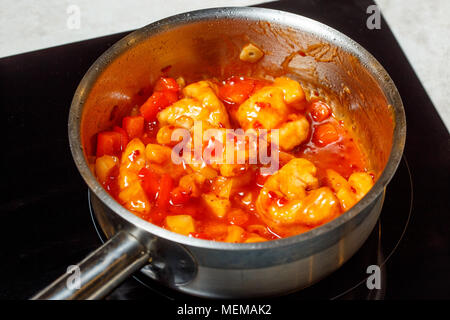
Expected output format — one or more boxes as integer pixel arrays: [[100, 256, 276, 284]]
[[68, 6, 406, 251]]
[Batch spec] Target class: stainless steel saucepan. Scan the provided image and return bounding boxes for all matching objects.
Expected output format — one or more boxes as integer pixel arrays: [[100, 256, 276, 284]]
[[32, 7, 406, 300]]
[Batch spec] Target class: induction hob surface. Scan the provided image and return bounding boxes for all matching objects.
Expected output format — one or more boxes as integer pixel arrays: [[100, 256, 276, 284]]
[[0, 0, 448, 300]]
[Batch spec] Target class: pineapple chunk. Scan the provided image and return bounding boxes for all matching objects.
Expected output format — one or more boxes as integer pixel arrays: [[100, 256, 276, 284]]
[[188, 162, 218, 180], [244, 234, 267, 243], [165, 215, 195, 236], [145, 144, 172, 164], [95, 155, 118, 184], [118, 182, 150, 214], [201, 193, 231, 218], [179, 174, 201, 197], [225, 225, 244, 243], [211, 176, 233, 199]]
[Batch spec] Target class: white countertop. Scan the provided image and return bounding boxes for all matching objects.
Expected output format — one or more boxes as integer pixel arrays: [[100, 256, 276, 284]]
[[1, 0, 448, 129]]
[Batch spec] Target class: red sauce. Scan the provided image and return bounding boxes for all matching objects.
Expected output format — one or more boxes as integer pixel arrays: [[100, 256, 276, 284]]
[[97, 76, 371, 242]]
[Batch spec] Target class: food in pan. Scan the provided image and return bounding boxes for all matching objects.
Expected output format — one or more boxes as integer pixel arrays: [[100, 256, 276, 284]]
[[93, 74, 374, 242]]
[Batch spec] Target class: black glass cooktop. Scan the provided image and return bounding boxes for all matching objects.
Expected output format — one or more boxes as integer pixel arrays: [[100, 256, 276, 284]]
[[0, 0, 448, 300]]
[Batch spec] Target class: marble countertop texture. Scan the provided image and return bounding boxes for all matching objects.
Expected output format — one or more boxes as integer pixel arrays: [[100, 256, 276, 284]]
[[1, 0, 448, 129]]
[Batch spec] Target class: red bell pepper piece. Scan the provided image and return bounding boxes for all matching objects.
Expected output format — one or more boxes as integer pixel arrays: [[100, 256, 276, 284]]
[[163, 90, 179, 105], [150, 209, 166, 226], [96, 131, 122, 157], [313, 123, 339, 147], [189, 232, 212, 240], [309, 101, 331, 122], [227, 210, 249, 226], [170, 186, 191, 205], [219, 76, 255, 105], [157, 174, 173, 210], [122, 116, 144, 139], [140, 91, 178, 121], [113, 126, 129, 151], [169, 204, 198, 217], [255, 168, 271, 187], [154, 77, 179, 92], [139, 168, 160, 200]]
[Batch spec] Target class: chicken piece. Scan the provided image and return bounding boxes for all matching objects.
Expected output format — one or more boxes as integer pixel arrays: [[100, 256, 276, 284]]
[[173, 116, 195, 129], [278, 114, 310, 151], [257, 195, 303, 226], [295, 187, 340, 226], [201, 192, 231, 218], [256, 158, 325, 227], [336, 187, 358, 211], [192, 125, 250, 180], [324, 169, 374, 211], [236, 86, 288, 130], [115, 138, 150, 213], [156, 125, 183, 146], [272, 158, 319, 200], [324, 169, 349, 192], [158, 80, 231, 129], [118, 138, 146, 189], [348, 172, 374, 200], [145, 141, 185, 181], [157, 98, 206, 128], [157, 81, 231, 162], [257, 186, 338, 227], [324, 169, 356, 210], [236, 79, 309, 150], [120, 138, 146, 169], [165, 215, 195, 236], [273, 77, 306, 106]]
